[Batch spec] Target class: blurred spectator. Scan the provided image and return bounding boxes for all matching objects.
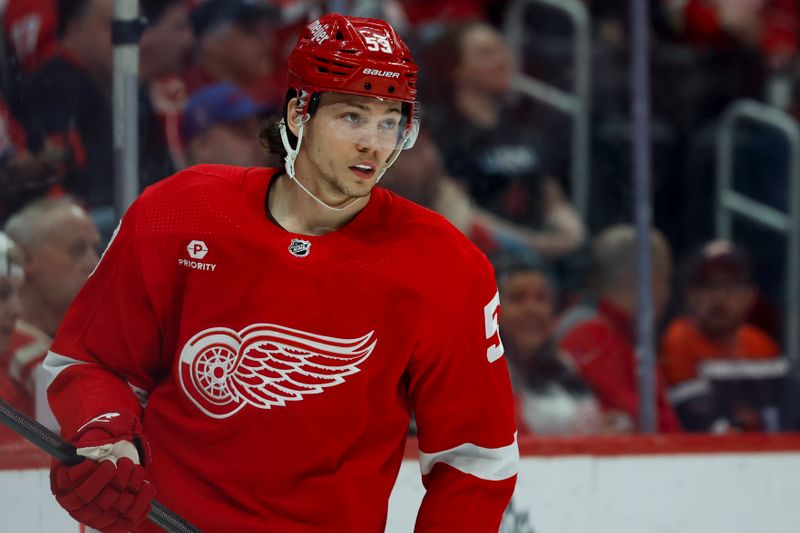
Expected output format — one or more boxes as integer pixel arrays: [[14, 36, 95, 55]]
[[658, 1, 772, 123], [392, 0, 498, 41], [186, 0, 280, 106], [139, 0, 195, 83], [18, 0, 114, 207], [182, 82, 272, 167], [379, 130, 444, 210], [494, 251, 632, 435], [556, 225, 682, 432], [422, 20, 584, 260], [663, 0, 798, 69], [138, 0, 196, 186], [0, 91, 64, 222], [18, 0, 190, 210], [399, 0, 489, 25], [3, 0, 59, 74], [380, 129, 500, 253], [4, 196, 99, 424], [382, 130, 584, 259], [0, 232, 23, 370], [0, 231, 25, 444], [660, 240, 787, 432]]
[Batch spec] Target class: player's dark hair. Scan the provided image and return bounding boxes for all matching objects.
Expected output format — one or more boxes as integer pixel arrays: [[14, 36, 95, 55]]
[[258, 116, 287, 158], [260, 89, 327, 159], [57, 0, 94, 38], [258, 90, 297, 159]]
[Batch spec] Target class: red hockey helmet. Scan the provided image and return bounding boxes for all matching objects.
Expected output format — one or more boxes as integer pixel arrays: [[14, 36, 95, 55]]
[[279, 14, 421, 202], [286, 13, 418, 129]]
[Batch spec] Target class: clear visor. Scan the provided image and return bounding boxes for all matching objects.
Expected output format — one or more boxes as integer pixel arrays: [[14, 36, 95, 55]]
[[313, 99, 420, 152]]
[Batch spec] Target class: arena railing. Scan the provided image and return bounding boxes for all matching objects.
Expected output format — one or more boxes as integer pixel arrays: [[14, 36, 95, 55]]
[[716, 99, 800, 375], [503, 0, 591, 219]]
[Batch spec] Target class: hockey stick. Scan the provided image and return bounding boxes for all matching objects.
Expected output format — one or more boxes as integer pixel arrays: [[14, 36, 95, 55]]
[[0, 397, 201, 533]]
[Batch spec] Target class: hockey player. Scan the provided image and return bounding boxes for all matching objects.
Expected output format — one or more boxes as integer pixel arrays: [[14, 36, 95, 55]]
[[44, 13, 518, 533]]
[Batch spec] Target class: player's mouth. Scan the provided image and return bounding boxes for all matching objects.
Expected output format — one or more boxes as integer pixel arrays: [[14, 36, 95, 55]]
[[349, 161, 377, 180]]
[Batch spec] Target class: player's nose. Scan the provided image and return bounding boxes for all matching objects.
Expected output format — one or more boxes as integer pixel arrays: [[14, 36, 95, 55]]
[[355, 136, 380, 153]]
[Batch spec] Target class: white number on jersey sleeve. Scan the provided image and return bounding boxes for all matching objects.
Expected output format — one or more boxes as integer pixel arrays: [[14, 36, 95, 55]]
[[483, 290, 505, 363]]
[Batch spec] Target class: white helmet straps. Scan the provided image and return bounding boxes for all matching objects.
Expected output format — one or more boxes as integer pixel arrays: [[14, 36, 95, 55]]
[[278, 115, 360, 212], [277, 91, 408, 212]]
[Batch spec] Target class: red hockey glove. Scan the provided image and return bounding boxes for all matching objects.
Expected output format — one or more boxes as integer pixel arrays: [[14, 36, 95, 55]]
[[50, 412, 155, 533]]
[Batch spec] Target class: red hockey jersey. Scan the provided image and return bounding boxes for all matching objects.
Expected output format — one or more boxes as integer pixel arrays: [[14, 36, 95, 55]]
[[45, 165, 518, 532]]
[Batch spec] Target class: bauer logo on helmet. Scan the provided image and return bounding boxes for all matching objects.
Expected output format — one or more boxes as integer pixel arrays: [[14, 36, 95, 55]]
[[362, 68, 400, 78]]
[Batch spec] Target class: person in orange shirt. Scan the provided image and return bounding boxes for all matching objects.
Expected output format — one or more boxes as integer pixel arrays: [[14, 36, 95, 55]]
[[660, 240, 787, 432]]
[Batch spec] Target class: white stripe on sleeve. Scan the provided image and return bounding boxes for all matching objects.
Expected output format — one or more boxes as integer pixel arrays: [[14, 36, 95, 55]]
[[419, 433, 519, 481], [43, 350, 150, 408], [43, 350, 88, 389]]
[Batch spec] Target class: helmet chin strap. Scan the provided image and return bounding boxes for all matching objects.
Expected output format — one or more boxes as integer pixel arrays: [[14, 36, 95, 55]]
[[377, 147, 403, 183], [278, 118, 360, 213]]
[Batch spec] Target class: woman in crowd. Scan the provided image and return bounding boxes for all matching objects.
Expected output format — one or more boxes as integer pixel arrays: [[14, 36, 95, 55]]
[[424, 20, 585, 261], [495, 252, 631, 435]]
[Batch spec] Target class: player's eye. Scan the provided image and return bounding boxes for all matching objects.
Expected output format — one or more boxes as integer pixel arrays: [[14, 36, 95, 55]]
[[378, 118, 398, 131], [341, 112, 364, 125]]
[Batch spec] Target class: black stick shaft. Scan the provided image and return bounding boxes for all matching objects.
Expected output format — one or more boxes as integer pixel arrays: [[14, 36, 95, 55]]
[[0, 398, 201, 533], [0, 395, 80, 464]]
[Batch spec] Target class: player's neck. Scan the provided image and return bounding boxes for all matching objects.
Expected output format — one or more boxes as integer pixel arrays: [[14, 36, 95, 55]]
[[267, 173, 368, 236]]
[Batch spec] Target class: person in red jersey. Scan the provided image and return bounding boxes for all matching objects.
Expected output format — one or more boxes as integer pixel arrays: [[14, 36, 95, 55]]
[[44, 13, 518, 533], [3, 0, 59, 74], [557, 225, 681, 433]]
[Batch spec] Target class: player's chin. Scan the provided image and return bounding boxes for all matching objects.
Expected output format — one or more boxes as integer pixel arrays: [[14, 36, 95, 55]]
[[344, 176, 378, 197]]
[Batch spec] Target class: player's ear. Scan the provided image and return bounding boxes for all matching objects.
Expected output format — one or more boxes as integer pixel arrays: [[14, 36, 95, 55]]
[[286, 98, 301, 136]]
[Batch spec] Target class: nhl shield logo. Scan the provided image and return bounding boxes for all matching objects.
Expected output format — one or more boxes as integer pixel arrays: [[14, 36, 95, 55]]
[[288, 238, 311, 257]]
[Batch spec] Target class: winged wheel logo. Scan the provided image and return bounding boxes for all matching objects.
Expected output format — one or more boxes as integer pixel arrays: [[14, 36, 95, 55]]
[[179, 324, 376, 418]]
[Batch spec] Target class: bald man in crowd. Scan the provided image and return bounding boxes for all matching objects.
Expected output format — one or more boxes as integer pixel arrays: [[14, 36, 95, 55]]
[[4, 197, 99, 424], [556, 224, 682, 432]]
